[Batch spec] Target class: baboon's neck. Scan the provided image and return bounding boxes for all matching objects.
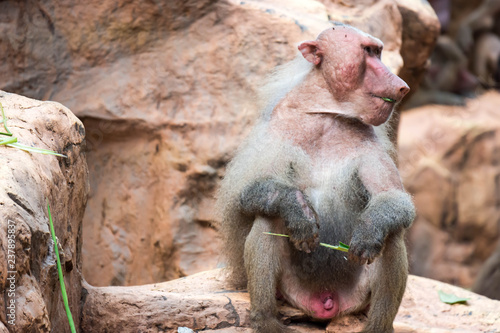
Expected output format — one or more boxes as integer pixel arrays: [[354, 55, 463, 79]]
[[274, 69, 361, 121]]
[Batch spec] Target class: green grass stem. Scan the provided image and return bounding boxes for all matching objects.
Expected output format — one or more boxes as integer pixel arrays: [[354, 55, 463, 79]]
[[0, 137, 17, 145], [47, 200, 76, 333], [0, 102, 12, 136], [263, 232, 350, 252], [8, 142, 67, 157]]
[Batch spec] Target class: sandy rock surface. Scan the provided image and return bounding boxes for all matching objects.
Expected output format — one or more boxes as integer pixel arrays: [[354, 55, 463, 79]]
[[81, 269, 500, 332], [399, 91, 500, 289], [0, 91, 88, 332]]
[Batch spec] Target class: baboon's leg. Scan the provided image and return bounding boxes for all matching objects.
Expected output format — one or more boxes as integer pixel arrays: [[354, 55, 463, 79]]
[[245, 216, 286, 333], [362, 232, 408, 333]]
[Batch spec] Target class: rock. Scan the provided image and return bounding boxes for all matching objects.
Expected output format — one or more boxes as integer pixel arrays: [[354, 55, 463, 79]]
[[399, 91, 500, 289], [0, 91, 88, 331], [473, 243, 500, 300], [394, 275, 500, 333], [395, 0, 441, 104], [81, 269, 500, 332], [447, 1, 484, 38], [0, 0, 439, 286]]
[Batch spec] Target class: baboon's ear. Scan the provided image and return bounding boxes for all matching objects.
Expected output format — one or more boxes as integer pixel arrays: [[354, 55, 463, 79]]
[[298, 41, 322, 65]]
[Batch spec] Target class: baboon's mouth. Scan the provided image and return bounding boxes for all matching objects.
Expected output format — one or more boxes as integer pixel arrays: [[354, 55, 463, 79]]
[[372, 95, 396, 103], [380, 97, 396, 103]]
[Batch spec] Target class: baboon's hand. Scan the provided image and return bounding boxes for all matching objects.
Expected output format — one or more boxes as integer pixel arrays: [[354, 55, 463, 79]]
[[348, 226, 385, 265], [283, 190, 320, 253], [239, 179, 320, 252], [289, 223, 320, 253]]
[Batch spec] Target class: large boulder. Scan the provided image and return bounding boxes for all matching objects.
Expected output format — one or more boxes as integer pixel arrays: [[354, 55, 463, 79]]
[[0, 91, 88, 332], [399, 91, 500, 289], [80, 269, 500, 332], [0, 0, 439, 286]]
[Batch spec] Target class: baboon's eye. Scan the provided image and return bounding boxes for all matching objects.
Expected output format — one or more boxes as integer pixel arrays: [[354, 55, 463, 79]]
[[363, 45, 382, 58]]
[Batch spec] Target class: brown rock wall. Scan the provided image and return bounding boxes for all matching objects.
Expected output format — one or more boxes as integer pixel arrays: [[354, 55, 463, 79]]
[[399, 91, 500, 288]]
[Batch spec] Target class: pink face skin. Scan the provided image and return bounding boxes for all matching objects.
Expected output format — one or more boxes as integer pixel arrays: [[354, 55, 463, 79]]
[[298, 25, 410, 126]]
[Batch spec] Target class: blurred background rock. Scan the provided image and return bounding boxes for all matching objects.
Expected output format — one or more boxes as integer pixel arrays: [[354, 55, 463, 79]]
[[401, 0, 500, 301]]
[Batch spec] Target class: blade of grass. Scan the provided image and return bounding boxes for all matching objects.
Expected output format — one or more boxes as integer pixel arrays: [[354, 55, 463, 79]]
[[263, 232, 350, 252], [263, 232, 289, 238], [381, 97, 396, 103], [0, 102, 12, 136], [319, 242, 350, 252], [338, 241, 349, 248], [47, 200, 76, 333], [8, 142, 67, 157], [0, 137, 17, 145]]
